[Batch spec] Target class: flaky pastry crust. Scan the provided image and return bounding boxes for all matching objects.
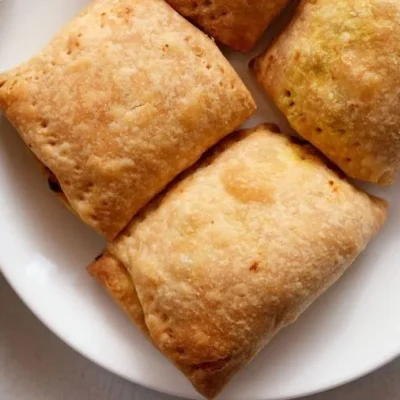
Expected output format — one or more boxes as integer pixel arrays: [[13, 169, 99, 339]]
[[252, 0, 400, 185], [89, 124, 387, 398], [166, 0, 291, 51], [0, 0, 255, 238]]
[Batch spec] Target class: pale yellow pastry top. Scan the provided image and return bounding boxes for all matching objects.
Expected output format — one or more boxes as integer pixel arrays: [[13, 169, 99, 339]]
[[0, 0, 255, 239], [89, 125, 387, 399], [166, 0, 290, 51], [252, 0, 400, 185]]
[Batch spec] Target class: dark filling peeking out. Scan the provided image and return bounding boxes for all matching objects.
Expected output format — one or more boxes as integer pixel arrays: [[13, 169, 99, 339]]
[[45, 167, 62, 193]]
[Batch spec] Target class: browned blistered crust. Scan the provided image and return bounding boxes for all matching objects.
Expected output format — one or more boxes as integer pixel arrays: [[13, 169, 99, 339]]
[[252, 0, 400, 185], [88, 124, 387, 399], [166, 0, 291, 51], [0, 0, 255, 239]]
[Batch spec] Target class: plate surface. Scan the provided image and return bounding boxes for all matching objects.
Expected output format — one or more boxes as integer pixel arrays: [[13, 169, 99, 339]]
[[1, 1, 400, 399]]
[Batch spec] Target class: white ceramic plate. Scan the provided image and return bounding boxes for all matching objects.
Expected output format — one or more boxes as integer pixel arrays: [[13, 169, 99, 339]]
[[1, 1, 400, 399]]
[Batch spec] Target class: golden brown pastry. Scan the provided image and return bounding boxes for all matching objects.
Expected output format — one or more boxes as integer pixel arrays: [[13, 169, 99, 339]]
[[88, 124, 387, 399], [166, 0, 291, 51], [89, 251, 148, 334], [0, 0, 255, 239], [252, 0, 400, 185]]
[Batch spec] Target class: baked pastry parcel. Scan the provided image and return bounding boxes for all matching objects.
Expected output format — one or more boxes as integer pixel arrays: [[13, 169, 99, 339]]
[[0, 0, 255, 239], [88, 124, 387, 399], [252, 0, 400, 185], [166, 0, 291, 52]]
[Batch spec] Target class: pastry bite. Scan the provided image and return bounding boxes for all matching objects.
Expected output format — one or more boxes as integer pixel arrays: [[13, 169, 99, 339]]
[[88, 124, 387, 399], [251, 0, 400, 185], [166, 0, 291, 52], [0, 0, 255, 239]]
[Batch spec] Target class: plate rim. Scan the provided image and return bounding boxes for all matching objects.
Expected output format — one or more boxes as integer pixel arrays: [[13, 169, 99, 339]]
[[1, 0, 400, 398], [2, 262, 400, 400]]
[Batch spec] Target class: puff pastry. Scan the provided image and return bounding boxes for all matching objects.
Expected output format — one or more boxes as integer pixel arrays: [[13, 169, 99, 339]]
[[252, 0, 400, 185], [88, 124, 387, 399], [0, 0, 255, 239], [166, 0, 291, 52]]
